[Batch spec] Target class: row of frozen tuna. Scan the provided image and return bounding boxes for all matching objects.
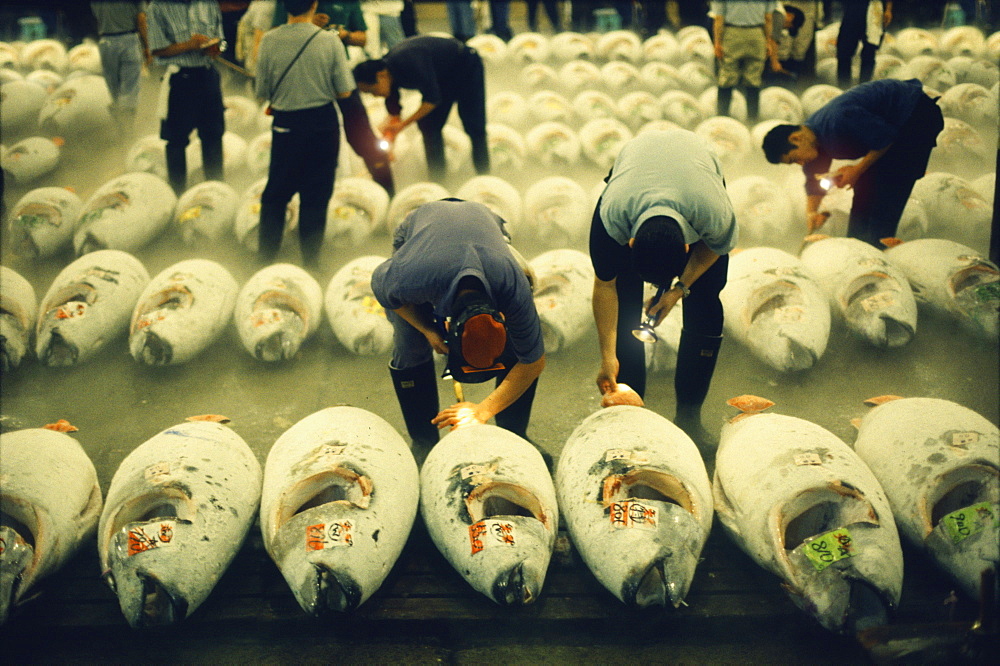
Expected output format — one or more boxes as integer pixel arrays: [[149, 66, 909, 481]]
[[0, 245, 596, 371], [2, 393, 996, 633]]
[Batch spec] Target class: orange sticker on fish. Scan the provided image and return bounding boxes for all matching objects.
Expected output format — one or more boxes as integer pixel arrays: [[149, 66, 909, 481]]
[[305, 521, 354, 550], [469, 519, 518, 554], [609, 500, 659, 530], [126, 520, 177, 556]]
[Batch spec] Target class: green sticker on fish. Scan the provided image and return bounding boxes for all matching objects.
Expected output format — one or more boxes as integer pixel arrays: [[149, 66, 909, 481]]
[[803, 527, 856, 571], [973, 282, 1000, 302], [941, 502, 998, 544]]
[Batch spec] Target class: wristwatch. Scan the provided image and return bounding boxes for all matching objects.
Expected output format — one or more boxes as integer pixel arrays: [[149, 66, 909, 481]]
[[671, 278, 690, 298]]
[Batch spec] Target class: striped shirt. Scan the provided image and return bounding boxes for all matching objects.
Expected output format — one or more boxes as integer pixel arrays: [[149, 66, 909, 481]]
[[147, 0, 223, 68]]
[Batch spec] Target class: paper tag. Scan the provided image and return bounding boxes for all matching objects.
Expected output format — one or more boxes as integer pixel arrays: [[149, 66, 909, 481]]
[[941, 502, 997, 544], [950, 432, 979, 448], [803, 528, 856, 571], [794, 452, 823, 466], [604, 449, 650, 464], [125, 520, 177, 556], [144, 461, 172, 481], [461, 464, 492, 480], [610, 500, 659, 530], [55, 302, 87, 320], [305, 520, 354, 550], [469, 519, 517, 554], [860, 292, 896, 312]]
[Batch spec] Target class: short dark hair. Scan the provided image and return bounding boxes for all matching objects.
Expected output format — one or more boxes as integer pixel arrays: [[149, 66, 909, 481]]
[[285, 0, 316, 16], [631, 216, 687, 287], [353, 59, 387, 85], [762, 124, 799, 164]]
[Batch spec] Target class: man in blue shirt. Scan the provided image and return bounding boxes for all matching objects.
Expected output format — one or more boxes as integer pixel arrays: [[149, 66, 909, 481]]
[[761, 78, 943, 248], [590, 129, 739, 449]]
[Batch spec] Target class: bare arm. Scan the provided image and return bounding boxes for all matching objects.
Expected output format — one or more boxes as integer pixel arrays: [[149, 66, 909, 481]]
[[592, 276, 620, 395], [648, 241, 720, 323], [832, 145, 891, 189], [137, 11, 151, 64], [433, 355, 547, 429], [382, 101, 437, 140], [150, 33, 212, 58], [713, 14, 724, 60], [392, 303, 447, 354]]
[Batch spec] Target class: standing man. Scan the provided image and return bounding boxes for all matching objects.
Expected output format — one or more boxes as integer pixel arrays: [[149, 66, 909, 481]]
[[711, 0, 778, 122], [90, 1, 150, 133], [591, 129, 739, 448], [371, 199, 546, 459], [147, 0, 226, 195], [761, 78, 943, 248], [255, 0, 356, 268], [353, 35, 490, 183], [836, 0, 891, 88]]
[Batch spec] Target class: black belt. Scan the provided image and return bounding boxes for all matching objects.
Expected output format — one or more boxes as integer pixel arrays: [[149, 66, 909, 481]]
[[724, 24, 764, 28], [101, 29, 137, 37]]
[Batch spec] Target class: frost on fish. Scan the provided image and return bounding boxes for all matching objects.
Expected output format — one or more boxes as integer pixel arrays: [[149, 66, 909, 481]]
[[800, 237, 918, 348], [260, 407, 419, 615], [0, 136, 61, 185], [324, 256, 393, 356], [97, 420, 261, 628], [0, 266, 37, 371], [385, 182, 450, 234], [522, 176, 590, 250], [420, 425, 558, 606], [235, 264, 323, 362], [129, 259, 237, 366], [35, 249, 150, 366], [854, 396, 999, 599], [0, 427, 102, 625], [714, 398, 903, 634], [885, 238, 999, 341], [174, 181, 239, 245], [528, 249, 594, 354], [720, 248, 831, 372], [455, 175, 523, 237], [324, 177, 390, 248], [73, 172, 177, 255], [556, 406, 713, 608], [6, 186, 82, 258]]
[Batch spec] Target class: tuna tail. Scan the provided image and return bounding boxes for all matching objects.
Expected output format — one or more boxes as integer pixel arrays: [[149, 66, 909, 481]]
[[0, 525, 34, 626], [255, 330, 294, 362], [39, 329, 79, 366], [492, 561, 538, 606], [305, 564, 361, 616], [134, 331, 173, 365]]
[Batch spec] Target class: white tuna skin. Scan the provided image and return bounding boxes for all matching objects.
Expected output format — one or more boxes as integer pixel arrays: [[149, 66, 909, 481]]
[[7, 186, 83, 258], [73, 172, 177, 256], [260, 407, 419, 615], [550, 33, 595, 62], [324, 256, 393, 356], [911, 172, 992, 254], [486, 122, 527, 173], [720, 247, 831, 372], [0, 428, 102, 625], [800, 237, 918, 348], [98, 421, 262, 628], [386, 182, 450, 234], [853, 397, 999, 599], [456, 176, 524, 235], [420, 424, 559, 606], [885, 238, 999, 341], [22, 39, 69, 72], [524, 122, 582, 166], [579, 118, 633, 171], [0, 80, 47, 133], [528, 249, 594, 354], [38, 74, 113, 134], [0, 266, 37, 370], [596, 30, 642, 62], [714, 411, 903, 634], [523, 177, 590, 249], [556, 406, 713, 608], [324, 177, 391, 248], [35, 249, 150, 367], [558, 60, 602, 92], [0, 137, 60, 185], [528, 90, 574, 125], [129, 259, 238, 366], [235, 263, 323, 362], [174, 181, 239, 245], [726, 175, 795, 251]]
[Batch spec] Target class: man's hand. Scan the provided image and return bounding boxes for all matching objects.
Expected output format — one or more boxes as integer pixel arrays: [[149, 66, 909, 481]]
[[596, 358, 619, 397], [807, 210, 830, 232], [380, 115, 404, 141], [432, 402, 486, 430], [424, 329, 448, 355], [831, 163, 864, 189], [647, 288, 681, 327]]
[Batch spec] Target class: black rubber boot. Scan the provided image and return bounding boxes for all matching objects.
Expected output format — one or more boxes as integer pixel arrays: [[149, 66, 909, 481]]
[[673, 331, 723, 451], [716, 86, 733, 117], [744, 86, 760, 123], [493, 377, 552, 470], [389, 361, 440, 465]]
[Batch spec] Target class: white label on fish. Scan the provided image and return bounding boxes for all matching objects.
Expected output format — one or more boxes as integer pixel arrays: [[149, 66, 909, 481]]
[[469, 519, 517, 554], [950, 432, 979, 448], [305, 520, 354, 550], [604, 449, 650, 464], [794, 452, 823, 466], [125, 520, 178, 556], [609, 500, 659, 530]]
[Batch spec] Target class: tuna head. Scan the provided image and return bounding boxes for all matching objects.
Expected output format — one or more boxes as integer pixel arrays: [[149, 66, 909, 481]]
[[1, 315, 29, 372], [36, 282, 99, 366], [773, 485, 902, 634], [839, 271, 916, 348], [250, 290, 309, 362], [0, 522, 34, 625], [949, 262, 999, 340], [129, 285, 195, 365], [745, 279, 828, 372]]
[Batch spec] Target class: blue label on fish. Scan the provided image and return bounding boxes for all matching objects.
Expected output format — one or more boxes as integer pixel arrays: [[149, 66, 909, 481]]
[[803, 527, 855, 571]]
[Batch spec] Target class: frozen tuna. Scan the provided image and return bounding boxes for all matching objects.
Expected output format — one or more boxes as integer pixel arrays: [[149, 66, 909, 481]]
[[324, 177, 390, 248], [0, 424, 102, 625], [74, 172, 177, 255], [550, 32, 594, 62], [853, 396, 998, 599], [800, 236, 918, 348], [528, 248, 594, 354], [0, 79, 46, 134], [596, 30, 642, 62], [525, 121, 581, 166], [486, 122, 527, 173], [910, 172, 991, 253], [129, 259, 238, 365], [420, 424, 558, 606], [324, 255, 393, 356], [97, 419, 261, 628], [21, 39, 68, 72], [38, 74, 113, 135], [508, 32, 550, 63], [6, 185, 82, 258], [260, 407, 419, 615], [36, 249, 149, 366], [559, 59, 601, 92], [385, 181, 449, 233], [720, 247, 831, 372], [1, 136, 61, 185], [726, 175, 798, 253], [523, 176, 591, 250], [579, 118, 633, 170], [714, 396, 904, 634], [556, 406, 713, 607], [884, 238, 998, 340], [0, 266, 37, 371], [235, 263, 322, 362], [174, 180, 239, 245], [455, 175, 523, 235]]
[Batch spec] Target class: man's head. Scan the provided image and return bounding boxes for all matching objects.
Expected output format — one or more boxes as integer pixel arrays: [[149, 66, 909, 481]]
[[448, 278, 507, 371], [353, 60, 392, 97], [762, 124, 818, 165], [630, 215, 687, 288], [285, 0, 317, 17]]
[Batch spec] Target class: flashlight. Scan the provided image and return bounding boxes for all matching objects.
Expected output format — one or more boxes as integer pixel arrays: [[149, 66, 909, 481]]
[[632, 285, 666, 344], [378, 139, 390, 151], [818, 175, 833, 191]]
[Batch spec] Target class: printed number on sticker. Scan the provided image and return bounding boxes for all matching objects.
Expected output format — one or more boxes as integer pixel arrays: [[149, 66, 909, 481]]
[[610, 500, 658, 530], [469, 519, 517, 554], [941, 502, 998, 545], [126, 520, 177, 556], [803, 527, 855, 571], [305, 520, 354, 550]]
